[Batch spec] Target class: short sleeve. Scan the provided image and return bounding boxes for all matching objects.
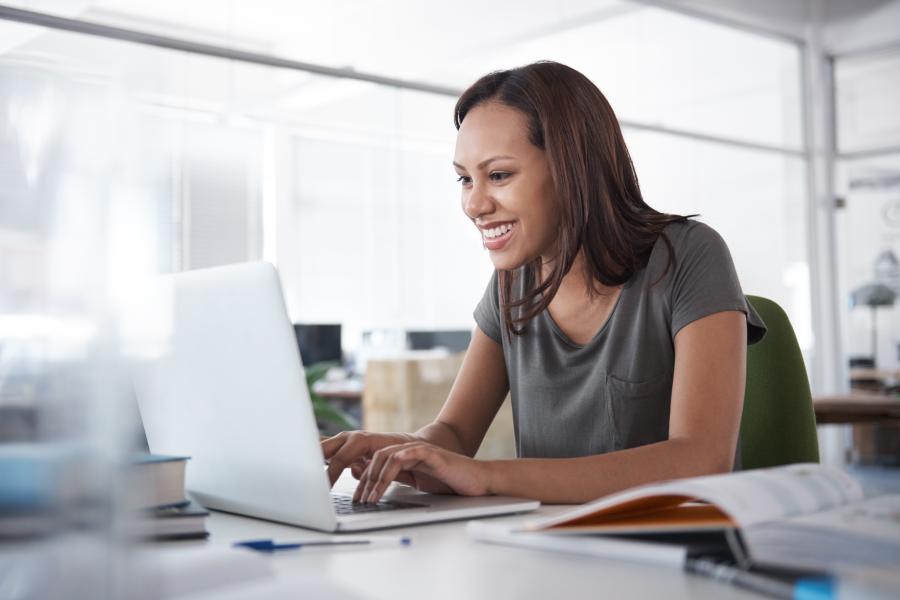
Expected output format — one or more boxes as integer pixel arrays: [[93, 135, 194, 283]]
[[668, 222, 767, 345], [473, 271, 503, 344]]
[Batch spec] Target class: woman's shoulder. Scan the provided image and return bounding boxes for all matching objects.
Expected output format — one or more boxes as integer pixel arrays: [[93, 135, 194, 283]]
[[481, 266, 534, 306], [642, 218, 733, 284], [660, 218, 727, 252]]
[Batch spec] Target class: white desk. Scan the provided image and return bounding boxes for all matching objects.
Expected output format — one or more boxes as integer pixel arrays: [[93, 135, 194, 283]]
[[156, 474, 758, 600]]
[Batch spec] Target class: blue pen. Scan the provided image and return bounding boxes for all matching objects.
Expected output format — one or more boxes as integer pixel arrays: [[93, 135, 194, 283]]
[[235, 536, 412, 552], [685, 558, 834, 600], [793, 578, 834, 600]]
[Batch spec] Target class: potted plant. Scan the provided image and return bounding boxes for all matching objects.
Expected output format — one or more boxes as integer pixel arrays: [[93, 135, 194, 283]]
[[305, 362, 359, 435]]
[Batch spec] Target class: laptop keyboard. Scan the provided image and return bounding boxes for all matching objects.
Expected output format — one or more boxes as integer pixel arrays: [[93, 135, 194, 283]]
[[331, 493, 426, 515]]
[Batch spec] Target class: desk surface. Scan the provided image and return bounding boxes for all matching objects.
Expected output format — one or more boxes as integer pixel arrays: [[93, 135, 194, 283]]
[[157, 474, 758, 600], [814, 393, 900, 423]]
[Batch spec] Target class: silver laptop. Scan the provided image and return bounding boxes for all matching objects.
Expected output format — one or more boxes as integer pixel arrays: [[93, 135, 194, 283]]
[[132, 261, 539, 532]]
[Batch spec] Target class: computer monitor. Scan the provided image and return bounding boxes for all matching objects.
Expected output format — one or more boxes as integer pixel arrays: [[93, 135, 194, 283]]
[[406, 330, 471, 353], [293, 323, 342, 366]]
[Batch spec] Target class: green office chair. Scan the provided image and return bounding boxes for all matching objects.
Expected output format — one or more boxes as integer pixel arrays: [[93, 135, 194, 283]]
[[739, 295, 820, 469]]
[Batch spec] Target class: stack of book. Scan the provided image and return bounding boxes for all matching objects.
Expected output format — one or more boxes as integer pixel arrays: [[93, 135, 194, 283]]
[[0, 444, 62, 539], [128, 454, 208, 541]]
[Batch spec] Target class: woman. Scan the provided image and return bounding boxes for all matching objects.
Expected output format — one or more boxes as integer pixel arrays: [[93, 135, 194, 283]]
[[322, 61, 765, 505]]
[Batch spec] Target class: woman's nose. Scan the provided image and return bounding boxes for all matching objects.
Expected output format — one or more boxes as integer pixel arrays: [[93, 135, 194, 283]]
[[462, 182, 493, 221]]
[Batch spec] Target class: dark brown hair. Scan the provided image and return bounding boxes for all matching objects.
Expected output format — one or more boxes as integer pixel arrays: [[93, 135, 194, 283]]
[[454, 61, 690, 336]]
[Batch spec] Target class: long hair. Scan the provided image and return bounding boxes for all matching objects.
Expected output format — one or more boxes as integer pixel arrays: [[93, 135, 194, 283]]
[[454, 61, 690, 336]]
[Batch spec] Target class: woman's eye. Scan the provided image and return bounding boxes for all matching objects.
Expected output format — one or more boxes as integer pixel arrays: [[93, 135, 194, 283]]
[[489, 172, 510, 182], [456, 175, 471, 185]]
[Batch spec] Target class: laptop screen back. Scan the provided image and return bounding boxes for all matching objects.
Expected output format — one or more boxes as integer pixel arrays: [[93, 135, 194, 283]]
[[132, 262, 336, 530]]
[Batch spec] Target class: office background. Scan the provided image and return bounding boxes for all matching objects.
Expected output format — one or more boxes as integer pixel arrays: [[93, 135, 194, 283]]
[[1, 0, 899, 462]]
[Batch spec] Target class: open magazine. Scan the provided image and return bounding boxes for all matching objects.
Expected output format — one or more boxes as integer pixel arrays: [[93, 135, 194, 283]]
[[471, 464, 900, 573]]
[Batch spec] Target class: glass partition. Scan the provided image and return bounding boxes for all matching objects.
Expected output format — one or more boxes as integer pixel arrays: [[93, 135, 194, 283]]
[[833, 45, 900, 466], [1, 2, 809, 356]]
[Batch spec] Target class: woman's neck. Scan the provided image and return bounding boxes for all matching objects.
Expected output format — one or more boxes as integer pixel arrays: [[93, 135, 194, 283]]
[[544, 249, 622, 345], [543, 249, 618, 301]]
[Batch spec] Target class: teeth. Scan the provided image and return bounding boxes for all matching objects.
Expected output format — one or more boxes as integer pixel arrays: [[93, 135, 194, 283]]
[[483, 223, 513, 239]]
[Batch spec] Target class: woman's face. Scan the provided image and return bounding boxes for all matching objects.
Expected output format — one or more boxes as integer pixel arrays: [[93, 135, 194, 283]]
[[453, 101, 559, 271]]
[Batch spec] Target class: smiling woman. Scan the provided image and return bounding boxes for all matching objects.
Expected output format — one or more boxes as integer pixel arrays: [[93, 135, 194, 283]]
[[454, 65, 694, 336], [322, 61, 767, 505]]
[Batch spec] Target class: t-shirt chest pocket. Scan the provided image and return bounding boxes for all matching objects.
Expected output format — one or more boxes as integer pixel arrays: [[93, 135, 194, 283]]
[[605, 372, 672, 450]]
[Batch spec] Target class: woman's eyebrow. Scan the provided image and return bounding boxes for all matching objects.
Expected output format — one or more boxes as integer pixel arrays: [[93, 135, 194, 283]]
[[452, 155, 515, 171]]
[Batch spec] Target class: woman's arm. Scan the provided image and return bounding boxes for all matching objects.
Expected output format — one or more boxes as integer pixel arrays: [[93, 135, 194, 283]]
[[485, 310, 746, 502], [413, 327, 510, 456], [354, 310, 746, 504]]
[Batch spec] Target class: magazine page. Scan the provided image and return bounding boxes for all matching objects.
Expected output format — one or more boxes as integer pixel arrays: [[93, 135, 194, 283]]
[[742, 495, 900, 571], [526, 464, 864, 531], [772, 494, 900, 540]]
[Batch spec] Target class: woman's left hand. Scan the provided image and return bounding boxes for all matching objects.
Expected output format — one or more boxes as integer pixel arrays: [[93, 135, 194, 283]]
[[352, 441, 492, 504]]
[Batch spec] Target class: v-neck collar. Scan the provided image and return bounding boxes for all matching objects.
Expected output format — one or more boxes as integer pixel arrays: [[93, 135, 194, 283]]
[[543, 282, 628, 350]]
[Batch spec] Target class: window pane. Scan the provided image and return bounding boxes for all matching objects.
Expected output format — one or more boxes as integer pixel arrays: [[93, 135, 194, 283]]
[[285, 105, 491, 341], [0, 25, 296, 273], [836, 50, 900, 153], [835, 153, 900, 372]]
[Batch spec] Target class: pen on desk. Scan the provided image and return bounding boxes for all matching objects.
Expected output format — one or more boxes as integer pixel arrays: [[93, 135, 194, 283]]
[[685, 558, 833, 600], [235, 536, 412, 552]]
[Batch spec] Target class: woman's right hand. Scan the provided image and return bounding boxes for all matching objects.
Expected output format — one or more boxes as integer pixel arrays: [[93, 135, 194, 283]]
[[321, 431, 414, 486]]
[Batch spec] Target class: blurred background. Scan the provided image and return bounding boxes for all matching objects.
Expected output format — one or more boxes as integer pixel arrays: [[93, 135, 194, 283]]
[[0, 0, 899, 596]]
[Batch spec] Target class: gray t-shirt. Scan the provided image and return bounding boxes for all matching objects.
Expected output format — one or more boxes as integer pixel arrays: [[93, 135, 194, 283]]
[[474, 220, 766, 460]]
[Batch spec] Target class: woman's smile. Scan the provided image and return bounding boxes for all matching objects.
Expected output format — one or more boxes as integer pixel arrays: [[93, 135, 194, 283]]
[[479, 220, 517, 251]]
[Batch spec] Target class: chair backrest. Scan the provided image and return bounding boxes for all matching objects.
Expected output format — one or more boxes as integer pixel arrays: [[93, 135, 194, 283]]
[[740, 295, 820, 469]]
